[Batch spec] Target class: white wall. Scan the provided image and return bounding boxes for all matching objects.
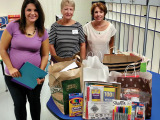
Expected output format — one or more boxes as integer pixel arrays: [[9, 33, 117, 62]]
[[0, 0, 99, 29]]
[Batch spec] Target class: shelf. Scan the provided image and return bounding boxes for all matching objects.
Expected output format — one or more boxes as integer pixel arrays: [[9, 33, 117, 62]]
[[113, 12, 117, 21], [148, 18, 156, 31], [106, 18, 121, 23], [120, 22, 145, 29], [151, 32, 160, 73], [111, 11, 121, 13], [121, 4, 126, 13], [145, 30, 155, 71], [114, 22, 120, 50], [108, 3, 113, 11], [126, 4, 131, 14], [131, 5, 136, 14], [141, 5, 147, 16], [128, 26, 134, 51], [140, 17, 146, 28], [119, 23, 125, 52], [135, 5, 141, 16], [134, 16, 140, 26], [121, 14, 126, 23], [117, 4, 121, 12], [155, 20, 160, 32], [123, 24, 129, 52], [108, 11, 113, 19], [147, 28, 160, 33], [113, 3, 117, 11], [121, 12, 146, 17], [130, 15, 134, 25], [133, 27, 139, 53], [148, 17, 160, 20], [149, 6, 157, 18], [138, 28, 145, 55], [116, 13, 121, 22], [125, 14, 129, 24], [157, 7, 160, 19], [104, 1, 160, 73]]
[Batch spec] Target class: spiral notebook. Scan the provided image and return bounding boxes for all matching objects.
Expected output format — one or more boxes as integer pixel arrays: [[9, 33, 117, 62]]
[[11, 62, 47, 90]]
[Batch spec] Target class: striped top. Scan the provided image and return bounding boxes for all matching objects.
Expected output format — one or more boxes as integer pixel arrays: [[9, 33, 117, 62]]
[[49, 22, 85, 58]]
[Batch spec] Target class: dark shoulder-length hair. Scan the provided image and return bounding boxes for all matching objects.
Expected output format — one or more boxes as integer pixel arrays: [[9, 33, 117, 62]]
[[91, 2, 107, 18], [16, 0, 45, 37]]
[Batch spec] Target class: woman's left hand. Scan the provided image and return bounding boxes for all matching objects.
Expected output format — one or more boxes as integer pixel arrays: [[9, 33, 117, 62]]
[[37, 78, 45, 85]]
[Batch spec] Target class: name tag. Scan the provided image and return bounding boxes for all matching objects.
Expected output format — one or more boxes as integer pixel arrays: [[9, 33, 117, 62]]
[[72, 30, 78, 34]]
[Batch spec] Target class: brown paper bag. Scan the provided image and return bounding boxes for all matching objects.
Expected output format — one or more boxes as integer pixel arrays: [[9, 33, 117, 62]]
[[51, 52, 80, 63], [103, 54, 142, 73], [48, 60, 83, 114]]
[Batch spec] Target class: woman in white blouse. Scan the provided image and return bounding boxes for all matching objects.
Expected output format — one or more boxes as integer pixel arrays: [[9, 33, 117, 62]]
[[83, 2, 116, 61]]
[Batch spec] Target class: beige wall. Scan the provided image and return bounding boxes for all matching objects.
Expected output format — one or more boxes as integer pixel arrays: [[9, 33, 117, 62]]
[[0, 0, 99, 29]]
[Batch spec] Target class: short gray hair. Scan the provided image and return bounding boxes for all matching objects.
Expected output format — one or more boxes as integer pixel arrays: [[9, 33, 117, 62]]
[[61, 0, 75, 10]]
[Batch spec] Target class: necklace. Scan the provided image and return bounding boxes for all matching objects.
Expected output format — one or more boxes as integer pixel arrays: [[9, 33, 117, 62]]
[[26, 28, 36, 36]]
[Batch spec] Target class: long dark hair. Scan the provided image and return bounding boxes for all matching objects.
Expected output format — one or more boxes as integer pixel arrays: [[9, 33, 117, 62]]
[[16, 0, 45, 37]]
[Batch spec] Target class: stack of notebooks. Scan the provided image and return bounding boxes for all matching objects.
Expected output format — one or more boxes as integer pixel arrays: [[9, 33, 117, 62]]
[[12, 62, 47, 90]]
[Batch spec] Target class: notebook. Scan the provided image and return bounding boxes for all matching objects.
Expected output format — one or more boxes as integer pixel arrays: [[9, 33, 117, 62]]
[[11, 62, 47, 90]]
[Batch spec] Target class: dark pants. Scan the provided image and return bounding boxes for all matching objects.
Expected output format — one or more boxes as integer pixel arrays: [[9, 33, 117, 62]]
[[5, 75, 43, 120]]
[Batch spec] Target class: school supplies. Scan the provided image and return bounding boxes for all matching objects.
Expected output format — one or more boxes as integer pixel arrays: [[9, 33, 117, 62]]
[[103, 87, 116, 101], [88, 101, 114, 119], [12, 62, 47, 90], [132, 102, 145, 120], [113, 105, 132, 120], [82, 81, 121, 119], [69, 93, 83, 117]]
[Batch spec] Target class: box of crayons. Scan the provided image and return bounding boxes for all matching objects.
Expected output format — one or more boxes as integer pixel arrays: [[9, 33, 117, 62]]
[[69, 93, 83, 117]]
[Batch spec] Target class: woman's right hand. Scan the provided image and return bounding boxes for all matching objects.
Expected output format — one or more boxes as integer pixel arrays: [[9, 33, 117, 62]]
[[8, 67, 21, 78]]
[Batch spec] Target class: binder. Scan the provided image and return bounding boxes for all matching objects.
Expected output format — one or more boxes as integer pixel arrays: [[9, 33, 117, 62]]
[[11, 62, 47, 90]]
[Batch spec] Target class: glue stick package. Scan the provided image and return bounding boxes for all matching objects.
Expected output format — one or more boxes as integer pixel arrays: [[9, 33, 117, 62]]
[[69, 93, 83, 117]]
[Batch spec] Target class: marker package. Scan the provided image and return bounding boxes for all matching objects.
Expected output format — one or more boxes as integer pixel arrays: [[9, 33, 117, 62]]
[[69, 93, 83, 117]]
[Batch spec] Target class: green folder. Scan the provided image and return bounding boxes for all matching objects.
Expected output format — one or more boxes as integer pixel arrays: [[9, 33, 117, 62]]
[[12, 62, 47, 90]]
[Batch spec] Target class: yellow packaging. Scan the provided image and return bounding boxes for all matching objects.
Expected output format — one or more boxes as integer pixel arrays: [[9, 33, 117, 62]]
[[69, 93, 83, 117]]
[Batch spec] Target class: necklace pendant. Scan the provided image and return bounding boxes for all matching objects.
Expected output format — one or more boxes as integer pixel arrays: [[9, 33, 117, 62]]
[[26, 28, 36, 36], [27, 34, 32, 36]]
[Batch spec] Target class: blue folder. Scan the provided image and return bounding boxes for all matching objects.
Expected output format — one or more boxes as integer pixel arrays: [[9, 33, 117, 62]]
[[12, 62, 47, 90]]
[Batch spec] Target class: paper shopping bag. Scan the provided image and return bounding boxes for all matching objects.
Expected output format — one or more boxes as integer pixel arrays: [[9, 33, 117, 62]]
[[82, 56, 109, 82], [51, 52, 80, 63], [49, 60, 82, 114], [117, 72, 152, 118], [103, 54, 142, 73]]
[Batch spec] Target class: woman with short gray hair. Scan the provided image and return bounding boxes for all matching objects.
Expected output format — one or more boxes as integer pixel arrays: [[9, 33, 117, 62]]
[[49, 0, 86, 61]]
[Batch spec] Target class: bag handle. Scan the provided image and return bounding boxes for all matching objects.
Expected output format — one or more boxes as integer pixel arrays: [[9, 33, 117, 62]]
[[124, 63, 137, 77], [110, 46, 123, 54], [86, 51, 94, 58], [86, 51, 103, 62]]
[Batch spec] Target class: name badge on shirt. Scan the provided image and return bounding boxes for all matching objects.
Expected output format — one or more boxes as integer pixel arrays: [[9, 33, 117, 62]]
[[72, 30, 78, 34]]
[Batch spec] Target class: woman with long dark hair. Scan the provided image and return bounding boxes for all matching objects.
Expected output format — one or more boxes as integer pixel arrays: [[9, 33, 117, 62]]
[[0, 0, 49, 119]]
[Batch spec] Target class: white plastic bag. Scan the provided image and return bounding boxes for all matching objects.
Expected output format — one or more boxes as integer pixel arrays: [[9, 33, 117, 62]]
[[82, 55, 109, 82]]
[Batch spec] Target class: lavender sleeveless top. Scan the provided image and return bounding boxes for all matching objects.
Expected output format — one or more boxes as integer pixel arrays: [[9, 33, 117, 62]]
[[5, 21, 48, 75]]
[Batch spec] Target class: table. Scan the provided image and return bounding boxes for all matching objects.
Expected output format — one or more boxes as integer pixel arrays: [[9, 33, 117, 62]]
[[47, 71, 160, 120], [149, 71, 160, 120], [47, 96, 83, 120]]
